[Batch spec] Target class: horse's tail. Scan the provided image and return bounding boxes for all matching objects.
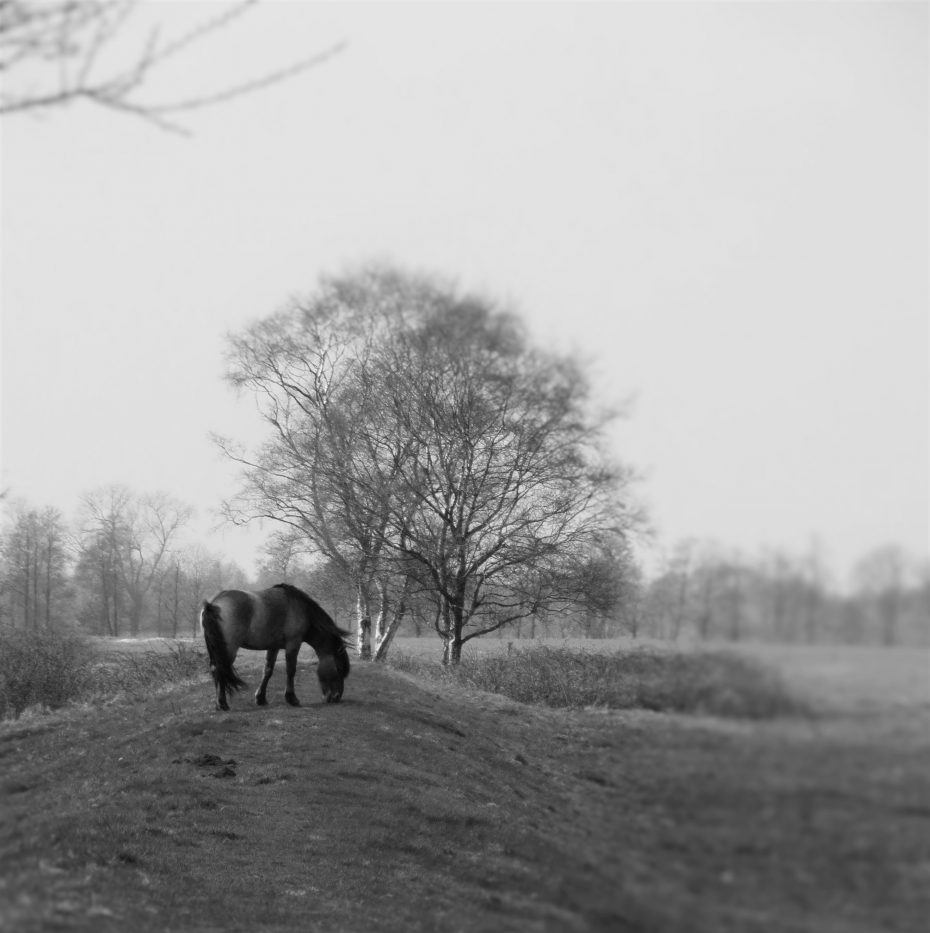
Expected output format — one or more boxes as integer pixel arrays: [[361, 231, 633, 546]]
[[336, 641, 351, 679], [200, 600, 246, 693]]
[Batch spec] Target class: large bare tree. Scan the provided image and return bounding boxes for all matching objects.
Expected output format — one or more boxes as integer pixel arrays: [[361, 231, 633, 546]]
[[221, 265, 640, 663], [376, 297, 635, 662], [219, 268, 437, 658]]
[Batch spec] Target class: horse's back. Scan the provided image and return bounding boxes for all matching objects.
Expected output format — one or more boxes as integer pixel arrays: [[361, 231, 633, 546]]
[[209, 587, 305, 651]]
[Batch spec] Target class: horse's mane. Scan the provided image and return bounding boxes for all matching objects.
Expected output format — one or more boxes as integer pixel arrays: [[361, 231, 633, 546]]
[[272, 583, 351, 646]]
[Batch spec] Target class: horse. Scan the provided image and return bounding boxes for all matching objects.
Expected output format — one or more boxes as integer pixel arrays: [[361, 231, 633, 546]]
[[199, 582, 351, 711]]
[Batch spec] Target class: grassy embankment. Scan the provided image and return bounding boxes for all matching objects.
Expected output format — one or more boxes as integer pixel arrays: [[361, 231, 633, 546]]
[[1, 628, 928, 932]]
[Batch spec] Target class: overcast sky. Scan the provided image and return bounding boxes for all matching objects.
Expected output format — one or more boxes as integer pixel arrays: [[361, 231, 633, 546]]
[[1, 1, 927, 584]]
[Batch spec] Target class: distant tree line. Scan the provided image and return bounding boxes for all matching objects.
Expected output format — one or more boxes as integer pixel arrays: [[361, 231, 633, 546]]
[[1, 493, 925, 648], [642, 540, 929, 647], [0, 486, 246, 638]]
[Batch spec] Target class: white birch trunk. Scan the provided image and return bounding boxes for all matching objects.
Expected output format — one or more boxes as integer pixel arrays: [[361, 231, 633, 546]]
[[373, 576, 410, 661], [356, 582, 372, 660]]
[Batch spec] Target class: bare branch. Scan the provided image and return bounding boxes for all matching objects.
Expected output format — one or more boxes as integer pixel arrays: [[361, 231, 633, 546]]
[[0, 1, 345, 131]]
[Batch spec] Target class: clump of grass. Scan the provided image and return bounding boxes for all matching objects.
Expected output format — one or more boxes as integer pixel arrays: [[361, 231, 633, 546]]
[[390, 645, 807, 719], [0, 627, 208, 720], [88, 640, 207, 700], [0, 626, 94, 719]]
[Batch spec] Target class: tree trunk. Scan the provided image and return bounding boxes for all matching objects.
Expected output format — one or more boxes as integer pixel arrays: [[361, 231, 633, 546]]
[[728, 576, 742, 642], [155, 580, 164, 636], [672, 577, 687, 641], [356, 582, 372, 660], [129, 594, 143, 637], [23, 552, 31, 629], [374, 577, 410, 662], [172, 563, 180, 638], [44, 548, 52, 628], [443, 601, 464, 666], [447, 634, 463, 664], [32, 545, 39, 631], [375, 578, 389, 643]]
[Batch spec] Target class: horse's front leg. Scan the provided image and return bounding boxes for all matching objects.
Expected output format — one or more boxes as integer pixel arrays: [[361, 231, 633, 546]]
[[255, 649, 279, 706], [284, 648, 300, 706]]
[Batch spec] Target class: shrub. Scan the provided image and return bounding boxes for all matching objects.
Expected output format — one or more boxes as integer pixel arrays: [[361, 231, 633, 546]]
[[87, 641, 206, 700], [0, 626, 93, 719], [0, 627, 208, 720], [390, 645, 807, 719]]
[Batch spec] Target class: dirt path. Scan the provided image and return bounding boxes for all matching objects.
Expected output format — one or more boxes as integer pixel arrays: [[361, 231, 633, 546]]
[[1, 660, 928, 932]]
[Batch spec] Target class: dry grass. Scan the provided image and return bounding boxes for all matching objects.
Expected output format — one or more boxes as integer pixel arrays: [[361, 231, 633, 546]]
[[0, 627, 92, 719], [1, 658, 927, 933], [0, 639, 930, 933], [389, 643, 808, 718], [0, 627, 207, 720]]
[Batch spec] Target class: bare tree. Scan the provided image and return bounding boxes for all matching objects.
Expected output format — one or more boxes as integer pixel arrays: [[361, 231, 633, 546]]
[[854, 545, 908, 646], [647, 539, 695, 640], [557, 535, 640, 639], [0, 502, 69, 628], [220, 265, 641, 663], [174, 544, 245, 637], [220, 268, 442, 659], [74, 486, 128, 634], [758, 548, 792, 642], [76, 486, 190, 635], [0, 0, 344, 132], [384, 299, 636, 662]]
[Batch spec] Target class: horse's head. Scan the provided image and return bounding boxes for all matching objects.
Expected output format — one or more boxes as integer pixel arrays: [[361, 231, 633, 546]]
[[317, 644, 350, 703]]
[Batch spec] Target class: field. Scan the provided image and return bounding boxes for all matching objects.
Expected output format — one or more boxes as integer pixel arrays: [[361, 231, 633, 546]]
[[1, 638, 928, 932]]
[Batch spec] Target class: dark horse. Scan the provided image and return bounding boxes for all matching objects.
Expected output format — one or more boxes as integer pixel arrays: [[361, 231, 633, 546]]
[[200, 583, 351, 711]]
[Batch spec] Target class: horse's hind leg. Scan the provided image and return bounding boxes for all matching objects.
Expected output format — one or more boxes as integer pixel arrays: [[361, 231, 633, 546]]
[[255, 649, 279, 706], [284, 648, 300, 707]]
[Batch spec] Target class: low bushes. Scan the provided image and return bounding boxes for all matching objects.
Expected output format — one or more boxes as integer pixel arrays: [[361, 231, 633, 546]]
[[0, 626, 207, 720], [0, 627, 93, 719], [88, 640, 206, 700], [390, 644, 807, 719]]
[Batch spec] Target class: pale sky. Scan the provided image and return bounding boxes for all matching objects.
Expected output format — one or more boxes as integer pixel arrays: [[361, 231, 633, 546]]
[[1, 1, 927, 585]]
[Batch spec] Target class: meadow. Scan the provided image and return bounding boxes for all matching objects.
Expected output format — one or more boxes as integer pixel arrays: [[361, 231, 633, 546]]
[[1, 628, 927, 931]]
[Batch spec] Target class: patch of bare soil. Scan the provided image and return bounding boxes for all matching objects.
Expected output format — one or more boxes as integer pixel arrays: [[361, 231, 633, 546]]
[[0, 659, 928, 932]]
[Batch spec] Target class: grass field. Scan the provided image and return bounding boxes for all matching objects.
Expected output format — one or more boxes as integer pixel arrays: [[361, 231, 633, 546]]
[[392, 635, 930, 711], [1, 636, 927, 931]]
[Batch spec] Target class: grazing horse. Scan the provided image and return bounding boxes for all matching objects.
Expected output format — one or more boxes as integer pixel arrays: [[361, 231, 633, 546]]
[[200, 583, 351, 711]]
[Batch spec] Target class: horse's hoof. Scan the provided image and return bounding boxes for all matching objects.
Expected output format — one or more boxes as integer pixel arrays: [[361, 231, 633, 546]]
[[285, 693, 300, 707], [255, 695, 267, 706], [216, 702, 229, 712]]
